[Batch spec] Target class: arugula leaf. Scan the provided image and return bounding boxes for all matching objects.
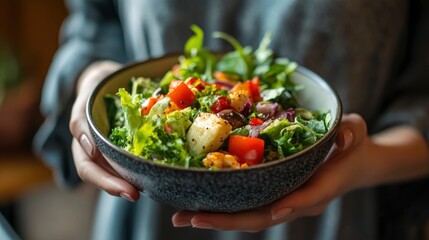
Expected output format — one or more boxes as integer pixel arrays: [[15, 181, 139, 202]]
[[295, 116, 326, 140], [260, 59, 298, 90], [259, 119, 301, 156], [312, 111, 332, 130], [261, 87, 298, 109], [213, 31, 244, 53], [275, 128, 301, 156], [179, 25, 217, 82], [178, 55, 207, 79], [260, 119, 292, 141], [213, 32, 255, 80], [253, 32, 274, 76], [185, 24, 204, 55], [259, 116, 327, 158]]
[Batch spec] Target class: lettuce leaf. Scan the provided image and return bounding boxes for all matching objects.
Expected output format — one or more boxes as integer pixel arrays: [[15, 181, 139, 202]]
[[131, 97, 192, 166], [165, 107, 198, 138], [116, 88, 143, 138]]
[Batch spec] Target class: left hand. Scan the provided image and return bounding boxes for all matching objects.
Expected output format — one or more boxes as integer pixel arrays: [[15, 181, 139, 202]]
[[172, 113, 369, 232]]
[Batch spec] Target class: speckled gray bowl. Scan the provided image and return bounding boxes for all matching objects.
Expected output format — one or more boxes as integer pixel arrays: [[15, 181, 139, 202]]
[[87, 54, 342, 213]]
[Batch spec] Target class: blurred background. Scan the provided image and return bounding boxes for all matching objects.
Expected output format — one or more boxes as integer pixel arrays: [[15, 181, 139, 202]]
[[0, 1, 98, 239]]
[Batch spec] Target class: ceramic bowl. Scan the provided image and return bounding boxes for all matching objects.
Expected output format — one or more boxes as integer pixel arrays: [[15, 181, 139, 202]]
[[87, 53, 342, 213]]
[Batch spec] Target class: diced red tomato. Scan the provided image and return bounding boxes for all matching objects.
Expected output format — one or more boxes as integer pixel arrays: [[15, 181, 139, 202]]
[[184, 77, 208, 92], [184, 77, 198, 85], [228, 135, 265, 165], [168, 80, 183, 92], [214, 83, 224, 90], [211, 96, 231, 113], [249, 117, 264, 126], [141, 96, 159, 115], [229, 78, 261, 103], [248, 77, 262, 102], [166, 81, 195, 109]]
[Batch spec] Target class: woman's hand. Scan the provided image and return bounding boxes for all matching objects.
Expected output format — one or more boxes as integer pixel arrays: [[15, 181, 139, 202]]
[[69, 61, 140, 202], [173, 113, 429, 232]]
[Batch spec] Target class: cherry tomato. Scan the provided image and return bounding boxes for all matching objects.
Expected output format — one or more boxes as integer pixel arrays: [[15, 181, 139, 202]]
[[211, 96, 231, 113], [167, 81, 195, 109], [228, 135, 265, 165]]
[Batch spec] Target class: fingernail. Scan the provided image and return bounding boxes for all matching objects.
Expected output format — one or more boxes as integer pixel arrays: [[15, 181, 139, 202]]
[[173, 221, 192, 227], [192, 221, 213, 229], [80, 134, 94, 157], [120, 192, 136, 202], [272, 208, 293, 221], [172, 211, 195, 228], [342, 129, 353, 150]]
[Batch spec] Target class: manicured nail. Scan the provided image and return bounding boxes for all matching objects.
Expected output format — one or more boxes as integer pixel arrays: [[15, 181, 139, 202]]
[[272, 208, 293, 220], [80, 134, 94, 157], [173, 221, 192, 227], [120, 192, 135, 202], [172, 212, 195, 228], [192, 221, 213, 229]]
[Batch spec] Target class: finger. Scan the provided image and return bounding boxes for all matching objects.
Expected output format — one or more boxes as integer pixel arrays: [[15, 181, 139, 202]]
[[172, 211, 195, 227], [189, 207, 277, 232], [328, 113, 367, 160], [270, 180, 333, 221], [91, 153, 126, 177], [271, 147, 351, 220], [69, 86, 96, 157], [72, 139, 140, 201], [271, 117, 368, 220], [334, 127, 353, 152], [338, 113, 367, 148], [69, 61, 121, 156]]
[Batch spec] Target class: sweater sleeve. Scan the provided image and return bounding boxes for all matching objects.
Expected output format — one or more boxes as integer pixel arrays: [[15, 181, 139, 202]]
[[373, 1, 429, 142], [33, 0, 127, 188], [374, 2, 429, 236]]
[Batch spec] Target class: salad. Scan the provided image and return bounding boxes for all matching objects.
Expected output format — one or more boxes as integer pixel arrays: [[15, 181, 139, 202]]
[[105, 25, 331, 169]]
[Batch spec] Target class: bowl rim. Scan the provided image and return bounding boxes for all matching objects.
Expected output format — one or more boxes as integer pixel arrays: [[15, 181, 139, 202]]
[[86, 53, 343, 173]]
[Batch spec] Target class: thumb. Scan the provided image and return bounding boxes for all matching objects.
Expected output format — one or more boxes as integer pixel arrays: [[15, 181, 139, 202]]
[[70, 61, 121, 157], [329, 113, 367, 158]]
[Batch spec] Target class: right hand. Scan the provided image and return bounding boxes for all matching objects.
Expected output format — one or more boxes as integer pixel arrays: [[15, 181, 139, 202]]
[[69, 61, 140, 202]]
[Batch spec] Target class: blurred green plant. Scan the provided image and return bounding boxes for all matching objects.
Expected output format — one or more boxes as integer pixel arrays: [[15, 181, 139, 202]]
[[0, 42, 22, 104]]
